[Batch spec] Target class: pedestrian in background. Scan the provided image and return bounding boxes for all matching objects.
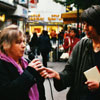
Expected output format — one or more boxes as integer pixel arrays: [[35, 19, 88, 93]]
[[58, 29, 64, 45], [0, 24, 43, 100], [29, 32, 39, 58], [25, 31, 30, 44], [38, 30, 52, 67], [50, 30, 58, 44], [24, 31, 31, 55], [36, 5, 100, 100], [63, 27, 80, 56]]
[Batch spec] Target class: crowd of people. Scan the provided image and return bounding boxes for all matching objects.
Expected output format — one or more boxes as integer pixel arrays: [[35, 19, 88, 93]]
[[0, 5, 100, 100], [27, 26, 85, 62]]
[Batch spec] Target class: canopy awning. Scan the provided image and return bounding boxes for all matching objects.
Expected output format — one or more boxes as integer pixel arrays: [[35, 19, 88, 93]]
[[61, 9, 83, 24]]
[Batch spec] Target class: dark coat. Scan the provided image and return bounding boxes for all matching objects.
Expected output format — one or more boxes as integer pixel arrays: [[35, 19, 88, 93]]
[[0, 59, 38, 100], [54, 38, 100, 100], [38, 34, 52, 53], [29, 35, 39, 49]]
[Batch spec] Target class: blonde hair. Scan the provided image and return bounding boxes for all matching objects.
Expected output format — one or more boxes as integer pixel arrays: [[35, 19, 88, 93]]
[[0, 24, 25, 53]]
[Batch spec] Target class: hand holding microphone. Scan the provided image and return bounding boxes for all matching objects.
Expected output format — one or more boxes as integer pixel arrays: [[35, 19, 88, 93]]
[[28, 58, 43, 70], [28, 58, 44, 79], [28, 59, 60, 80]]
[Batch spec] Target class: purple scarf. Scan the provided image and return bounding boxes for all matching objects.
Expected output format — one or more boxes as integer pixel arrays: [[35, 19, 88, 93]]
[[0, 52, 39, 100]]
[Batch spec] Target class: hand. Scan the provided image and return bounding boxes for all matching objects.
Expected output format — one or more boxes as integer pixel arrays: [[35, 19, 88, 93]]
[[37, 67, 60, 80], [85, 80, 99, 91], [28, 59, 43, 70]]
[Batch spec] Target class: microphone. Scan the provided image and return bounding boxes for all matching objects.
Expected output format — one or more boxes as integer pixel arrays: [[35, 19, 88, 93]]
[[28, 52, 35, 61]]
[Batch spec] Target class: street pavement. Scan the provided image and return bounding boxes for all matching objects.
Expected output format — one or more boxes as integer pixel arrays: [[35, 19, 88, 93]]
[[37, 55, 69, 100], [44, 61, 69, 100], [24, 54, 69, 100]]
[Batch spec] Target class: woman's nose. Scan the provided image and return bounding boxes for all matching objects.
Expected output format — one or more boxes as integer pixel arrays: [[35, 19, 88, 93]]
[[21, 42, 26, 48]]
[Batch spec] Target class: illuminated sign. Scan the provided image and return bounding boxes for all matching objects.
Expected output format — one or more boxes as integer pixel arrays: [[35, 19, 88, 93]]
[[28, 14, 44, 21], [48, 14, 63, 21], [0, 14, 5, 22], [28, 14, 62, 22]]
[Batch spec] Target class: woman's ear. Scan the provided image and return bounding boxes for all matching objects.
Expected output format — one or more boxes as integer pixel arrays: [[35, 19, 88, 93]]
[[3, 42, 11, 51]]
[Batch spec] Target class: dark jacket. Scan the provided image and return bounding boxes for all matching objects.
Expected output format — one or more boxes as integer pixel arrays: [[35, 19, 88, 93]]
[[0, 59, 39, 100], [54, 38, 100, 100], [38, 34, 52, 53], [29, 34, 39, 49]]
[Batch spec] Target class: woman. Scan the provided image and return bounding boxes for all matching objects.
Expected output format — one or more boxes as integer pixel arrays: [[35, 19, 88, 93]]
[[37, 5, 100, 100], [0, 24, 42, 100]]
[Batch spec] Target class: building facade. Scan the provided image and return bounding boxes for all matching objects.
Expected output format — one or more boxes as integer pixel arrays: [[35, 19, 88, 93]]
[[28, 0, 66, 36], [0, 0, 28, 32]]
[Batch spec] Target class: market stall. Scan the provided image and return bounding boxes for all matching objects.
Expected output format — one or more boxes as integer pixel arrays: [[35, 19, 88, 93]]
[[61, 9, 83, 24]]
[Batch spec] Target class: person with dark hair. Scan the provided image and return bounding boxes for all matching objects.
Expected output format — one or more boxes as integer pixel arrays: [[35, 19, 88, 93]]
[[63, 27, 80, 56], [58, 29, 64, 45], [25, 31, 30, 44], [38, 30, 52, 67], [29, 32, 39, 58], [35, 5, 100, 100], [50, 30, 57, 44]]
